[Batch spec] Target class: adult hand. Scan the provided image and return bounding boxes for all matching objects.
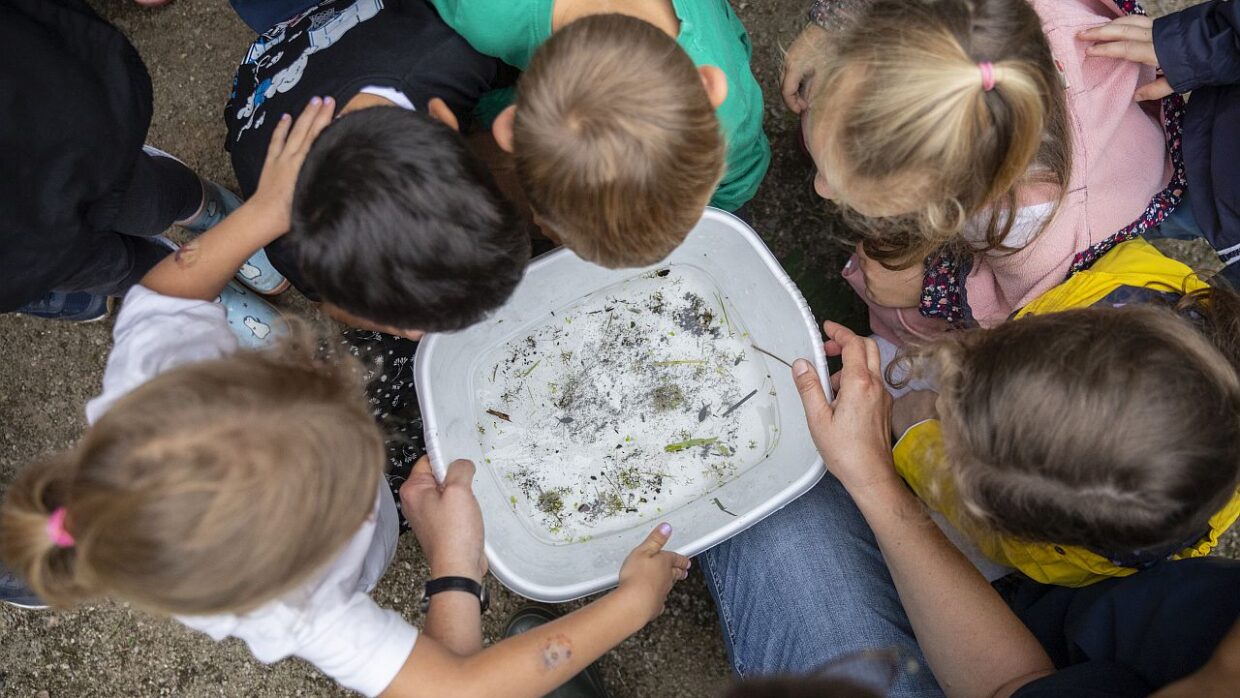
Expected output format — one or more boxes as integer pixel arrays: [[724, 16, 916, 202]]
[[855, 245, 924, 309], [616, 523, 692, 623], [1078, 16, 1173, 101], [782, 24, 828, 114], [401, 457, 487, 582], [793, 321, 899, 495], [250, 96, 336, 233]]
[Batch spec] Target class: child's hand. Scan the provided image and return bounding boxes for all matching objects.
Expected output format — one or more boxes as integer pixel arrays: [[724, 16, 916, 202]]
[[249, 96, 336, 234], [794, 322, 899, 497], [616, 523, 692, 623], [401, 457, 487, 582], [853, 245, 924, 309], [782, 24, 828, 114], [1078, 17, 1173, 101]]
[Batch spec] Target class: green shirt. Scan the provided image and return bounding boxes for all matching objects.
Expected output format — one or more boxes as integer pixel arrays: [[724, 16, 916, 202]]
[[429, 0, 771, 211]]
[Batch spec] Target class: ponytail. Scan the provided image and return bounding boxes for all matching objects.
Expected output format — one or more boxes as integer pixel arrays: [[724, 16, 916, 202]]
[[806, 0, 1072, 265], [0, 451, 94, 607], [1, 334, 382, 617]]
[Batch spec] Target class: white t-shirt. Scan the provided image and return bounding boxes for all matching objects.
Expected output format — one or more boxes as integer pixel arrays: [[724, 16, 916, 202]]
[[87, 286, 416, 697]]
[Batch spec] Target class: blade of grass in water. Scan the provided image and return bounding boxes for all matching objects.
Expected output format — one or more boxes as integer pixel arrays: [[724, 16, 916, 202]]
[[664, 437, 719, 453], [653, 359, 706, 367]]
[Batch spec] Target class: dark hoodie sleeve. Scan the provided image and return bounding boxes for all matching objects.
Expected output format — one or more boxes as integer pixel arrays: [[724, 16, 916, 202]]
[[0, 0, 153, 310], [1153, 0, 1240, 93]]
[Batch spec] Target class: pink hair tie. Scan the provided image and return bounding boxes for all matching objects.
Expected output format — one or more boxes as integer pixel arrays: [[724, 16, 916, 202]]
[[46, 508, 75, 549], [979, 62, 997, 92]]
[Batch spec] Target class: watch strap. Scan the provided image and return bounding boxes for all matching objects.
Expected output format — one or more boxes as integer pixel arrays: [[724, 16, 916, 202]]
[[421, 576, 489, 614]]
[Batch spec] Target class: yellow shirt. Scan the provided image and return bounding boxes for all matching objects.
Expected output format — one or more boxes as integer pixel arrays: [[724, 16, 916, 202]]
[[892, 239, 1240, 586]]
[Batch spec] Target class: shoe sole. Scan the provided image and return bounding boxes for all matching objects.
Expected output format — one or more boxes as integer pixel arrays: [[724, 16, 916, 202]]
[[77, 296, 118, 323], [18, 295, 115, 323], [2, 600, 49, 610], [241, 277, 291, 297]]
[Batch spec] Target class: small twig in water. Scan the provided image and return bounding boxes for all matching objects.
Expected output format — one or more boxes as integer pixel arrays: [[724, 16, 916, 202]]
[[517, 359, 542, 377], [664, 437, 719, 453], [750, 343, 793, 369], [486, 409, 512, 422], [721, 389, 759, 418], [653, 359, 706, 367]]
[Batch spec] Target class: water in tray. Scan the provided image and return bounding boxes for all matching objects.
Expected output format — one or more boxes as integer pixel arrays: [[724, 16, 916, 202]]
[[474, 265, 780, 543]]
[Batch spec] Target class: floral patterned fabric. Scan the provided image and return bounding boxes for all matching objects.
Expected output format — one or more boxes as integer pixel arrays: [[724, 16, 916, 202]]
[[341, 329, 424, 532]]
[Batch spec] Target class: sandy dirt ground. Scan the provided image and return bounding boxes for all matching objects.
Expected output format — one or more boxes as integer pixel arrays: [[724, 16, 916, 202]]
[[0, 0, 1233, 696]]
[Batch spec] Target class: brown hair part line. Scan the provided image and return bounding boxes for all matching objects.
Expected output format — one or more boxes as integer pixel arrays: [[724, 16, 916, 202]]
[[0, 332, 385, 615], [897, 284, 1240, 553], [513, 13, 727, 269], [808, 0, 1072, 268]]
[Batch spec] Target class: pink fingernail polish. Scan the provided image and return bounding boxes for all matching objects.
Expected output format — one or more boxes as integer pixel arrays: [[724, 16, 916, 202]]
[[658, 522, 672, 536], [794, 359, 812, 376]]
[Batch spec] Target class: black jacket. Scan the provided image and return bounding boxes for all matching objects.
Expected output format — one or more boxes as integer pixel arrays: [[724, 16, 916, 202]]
[[0, 0, 152, 310], [1154, 0, 1240, 261]]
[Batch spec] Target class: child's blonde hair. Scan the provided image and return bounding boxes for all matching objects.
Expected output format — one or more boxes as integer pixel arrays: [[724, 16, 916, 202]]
[[900, 287, 1240, 553], [0, 338, 384, 615], [514, 13, 726, 268], [807, 0, 1071, 267]]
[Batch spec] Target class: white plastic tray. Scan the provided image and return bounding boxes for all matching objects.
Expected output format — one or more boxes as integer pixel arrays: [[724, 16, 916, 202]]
[[415, 208, 829, 602]]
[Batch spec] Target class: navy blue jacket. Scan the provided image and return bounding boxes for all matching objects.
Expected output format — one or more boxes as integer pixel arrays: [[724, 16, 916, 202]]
[[0, 0, 152, 310], [1154, 0, 1240, 258]]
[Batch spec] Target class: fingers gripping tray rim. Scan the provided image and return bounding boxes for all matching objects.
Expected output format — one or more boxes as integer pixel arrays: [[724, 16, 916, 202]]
[[415, 209, 830, 602]]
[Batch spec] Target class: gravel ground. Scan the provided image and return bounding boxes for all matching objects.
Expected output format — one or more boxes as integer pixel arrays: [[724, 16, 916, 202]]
[[0, 0, 1233, 696]]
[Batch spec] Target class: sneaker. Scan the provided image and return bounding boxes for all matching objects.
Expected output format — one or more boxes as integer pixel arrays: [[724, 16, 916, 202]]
[[216, 281, 287, 349], [16, 291, 112, 322], [143, 145, 290, 296], [1, 562, 47, 610], [503, 606, 610, 698]]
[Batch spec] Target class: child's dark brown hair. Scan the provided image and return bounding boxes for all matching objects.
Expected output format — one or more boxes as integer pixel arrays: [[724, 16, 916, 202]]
[[902, 283, 1240, 553], [0, 336, 384, 615]]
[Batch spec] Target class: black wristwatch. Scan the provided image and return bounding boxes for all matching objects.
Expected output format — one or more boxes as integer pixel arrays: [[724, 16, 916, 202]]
[[420, 576, 490, 614]]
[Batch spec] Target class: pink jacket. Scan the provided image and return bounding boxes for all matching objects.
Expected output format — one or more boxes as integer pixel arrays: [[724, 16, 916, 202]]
[[845, 0, 1170, 344]]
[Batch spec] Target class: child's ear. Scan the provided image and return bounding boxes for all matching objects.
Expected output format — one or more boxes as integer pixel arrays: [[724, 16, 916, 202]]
[[698, 66, 729, 108], [492, 105, 518, 154], [427, 97, 460, 132]]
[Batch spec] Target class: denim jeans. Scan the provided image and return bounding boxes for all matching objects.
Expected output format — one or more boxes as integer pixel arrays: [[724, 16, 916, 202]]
[[701, 473, 944, 697]]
